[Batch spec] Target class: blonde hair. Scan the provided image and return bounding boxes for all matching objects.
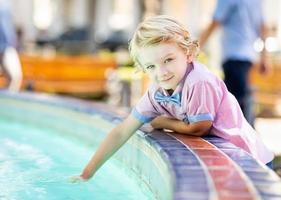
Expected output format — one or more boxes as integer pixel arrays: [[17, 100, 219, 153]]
[[129, 15, 199, 69]]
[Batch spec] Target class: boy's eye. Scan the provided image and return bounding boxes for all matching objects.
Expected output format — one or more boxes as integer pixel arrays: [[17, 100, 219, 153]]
[[146, 65, 155, 70], [164, 58, 173, 63]]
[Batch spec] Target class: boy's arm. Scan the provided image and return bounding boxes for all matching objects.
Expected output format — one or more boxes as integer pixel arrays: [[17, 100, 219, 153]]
[[151, 116, 212, 136], [80, 114, 143, 180]]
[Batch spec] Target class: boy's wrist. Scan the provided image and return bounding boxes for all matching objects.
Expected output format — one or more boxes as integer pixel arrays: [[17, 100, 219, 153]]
[[81, 166, 94, 180]]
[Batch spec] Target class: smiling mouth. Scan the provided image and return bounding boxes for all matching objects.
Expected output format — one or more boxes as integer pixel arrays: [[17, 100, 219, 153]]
[[160, 76, 174, 82]]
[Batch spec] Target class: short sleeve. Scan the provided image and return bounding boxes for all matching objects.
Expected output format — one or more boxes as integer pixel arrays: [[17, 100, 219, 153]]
[[131, 90, 159, 123], [213, 0, 236, 23], [185, 81, 223, 123]]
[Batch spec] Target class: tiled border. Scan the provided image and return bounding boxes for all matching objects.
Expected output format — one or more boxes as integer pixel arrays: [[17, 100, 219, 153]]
[[1, 91, 281, 200], [173, 134, 259, 199], [205, 136, 281, 199]]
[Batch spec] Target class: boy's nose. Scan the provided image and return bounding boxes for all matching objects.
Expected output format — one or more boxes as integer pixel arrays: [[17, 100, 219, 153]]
[[157, 65, 169, 76]]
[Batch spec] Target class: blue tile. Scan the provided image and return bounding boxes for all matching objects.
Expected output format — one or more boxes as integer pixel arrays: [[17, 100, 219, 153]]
[[174, 192, 210, 200], [145, 131, 175, 141], [155, 140, 187, 148]]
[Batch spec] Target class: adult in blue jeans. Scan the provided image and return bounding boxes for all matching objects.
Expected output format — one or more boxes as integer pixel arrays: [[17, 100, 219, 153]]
[[200, 0, 269, 127]]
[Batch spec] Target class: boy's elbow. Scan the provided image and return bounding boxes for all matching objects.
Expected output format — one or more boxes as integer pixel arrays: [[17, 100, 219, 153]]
[[188, 121, 212, 137], [195, 128, 210, 137]]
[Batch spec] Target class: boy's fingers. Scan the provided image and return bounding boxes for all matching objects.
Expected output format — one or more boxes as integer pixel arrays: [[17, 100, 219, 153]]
[[69, 175, 86, 183]]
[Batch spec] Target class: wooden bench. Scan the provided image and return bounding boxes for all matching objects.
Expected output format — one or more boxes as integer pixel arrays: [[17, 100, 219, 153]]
[[0, 54, 117, 96], [250, 60, 281, 116]]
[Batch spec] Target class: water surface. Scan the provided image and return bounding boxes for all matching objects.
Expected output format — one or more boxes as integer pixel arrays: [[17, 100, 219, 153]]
[[0, 117, 153, 200]]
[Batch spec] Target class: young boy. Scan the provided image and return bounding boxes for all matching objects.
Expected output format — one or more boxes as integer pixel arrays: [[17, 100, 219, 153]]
[[71, 15, 273, 182]]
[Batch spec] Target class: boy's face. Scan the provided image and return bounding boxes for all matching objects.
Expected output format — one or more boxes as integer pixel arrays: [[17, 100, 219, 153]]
[[138, 43, 192, 90]]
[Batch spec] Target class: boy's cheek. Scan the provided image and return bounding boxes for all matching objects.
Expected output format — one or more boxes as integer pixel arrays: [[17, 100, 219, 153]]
[[147, 74, 157, 83]]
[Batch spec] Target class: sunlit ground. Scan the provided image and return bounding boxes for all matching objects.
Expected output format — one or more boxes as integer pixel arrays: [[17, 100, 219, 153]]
[[255, 118, 281, 176], [256, 118, 281, 155]]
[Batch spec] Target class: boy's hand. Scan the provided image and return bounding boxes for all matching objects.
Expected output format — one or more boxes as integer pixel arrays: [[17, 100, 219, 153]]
[[151, 116, 169, 129], [69, 167, 93, 183], [140, 123, 154, 133], [69, 175, 87, 183]]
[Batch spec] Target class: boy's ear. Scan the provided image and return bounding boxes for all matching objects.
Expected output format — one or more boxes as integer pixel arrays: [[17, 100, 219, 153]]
[[186, 54, 193, 63]]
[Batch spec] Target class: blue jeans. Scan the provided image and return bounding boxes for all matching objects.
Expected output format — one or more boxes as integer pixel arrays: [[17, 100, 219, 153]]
[[266, 160, 273, 169], [222, 60, 254, 127]]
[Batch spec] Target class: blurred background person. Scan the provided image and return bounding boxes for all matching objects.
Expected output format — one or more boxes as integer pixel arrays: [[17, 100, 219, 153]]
[[199, 0, 269, 127], [0, 0, 22, 91]]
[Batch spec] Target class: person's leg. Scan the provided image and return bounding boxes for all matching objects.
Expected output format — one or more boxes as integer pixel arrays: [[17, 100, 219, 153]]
[[222, 60, 255, 126], [266, 160, 273, 169], [2, 47, 22, 91], [0, 53, 11, 88]]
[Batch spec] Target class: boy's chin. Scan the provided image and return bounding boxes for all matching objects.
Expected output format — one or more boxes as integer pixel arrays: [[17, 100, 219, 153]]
[[155, 81, 176, 90], [159, 84, 175, 90]]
